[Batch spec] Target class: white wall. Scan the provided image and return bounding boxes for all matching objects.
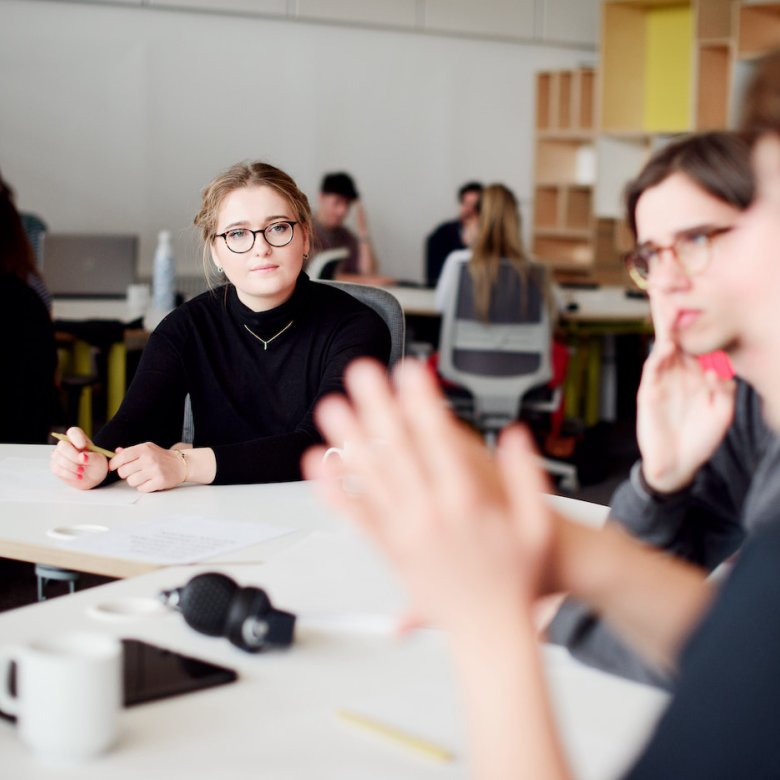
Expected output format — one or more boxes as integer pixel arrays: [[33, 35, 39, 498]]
[[0, 0, 596, 281]]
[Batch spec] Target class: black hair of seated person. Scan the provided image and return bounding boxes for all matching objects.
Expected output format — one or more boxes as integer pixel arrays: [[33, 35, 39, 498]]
[[0, 273, 58, 443], [320, 172, 359, 201], [0, 174, 42, 285]]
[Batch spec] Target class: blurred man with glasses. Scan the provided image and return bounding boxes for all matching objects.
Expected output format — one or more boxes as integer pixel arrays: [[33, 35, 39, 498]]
[[548, 131, 780, 688]]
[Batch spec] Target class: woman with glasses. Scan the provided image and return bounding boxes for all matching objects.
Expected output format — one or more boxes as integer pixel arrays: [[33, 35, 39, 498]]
[[50, 161, 390, 492]]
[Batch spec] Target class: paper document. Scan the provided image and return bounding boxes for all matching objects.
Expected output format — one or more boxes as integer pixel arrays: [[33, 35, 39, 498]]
[[0, 457, 139, 506], [63, 514, 292, 564]]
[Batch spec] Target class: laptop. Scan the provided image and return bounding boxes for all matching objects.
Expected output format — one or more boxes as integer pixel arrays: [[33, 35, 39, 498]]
[[42, 234, 138, 299]]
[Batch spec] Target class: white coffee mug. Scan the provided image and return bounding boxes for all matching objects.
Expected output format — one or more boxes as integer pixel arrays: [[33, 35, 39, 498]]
[[0, 632, 122, 762]]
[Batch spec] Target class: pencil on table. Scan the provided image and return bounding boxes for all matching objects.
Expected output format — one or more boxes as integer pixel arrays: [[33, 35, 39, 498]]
[[337, 708, 455, 763], [50, 432, 116, 460]]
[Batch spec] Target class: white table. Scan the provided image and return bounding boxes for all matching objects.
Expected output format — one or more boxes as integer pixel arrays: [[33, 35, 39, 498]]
[[0, 529, 667, 779], [0, 445, 609, 578], [52, 298, 167, 332], [0, 444, 346, 578], [380, 284, 650, 324]]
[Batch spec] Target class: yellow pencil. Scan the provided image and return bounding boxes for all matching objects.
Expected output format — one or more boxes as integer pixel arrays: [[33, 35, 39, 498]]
[[337, 708, 455, 763], [50, 432, 116, 460]]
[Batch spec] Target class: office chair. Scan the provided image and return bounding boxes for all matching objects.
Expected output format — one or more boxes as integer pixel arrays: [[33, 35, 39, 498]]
[[305, 248, 348, 280], [437, 256, 578, 491], [181, 280, 405, 444], [316, 280, 405, 368]]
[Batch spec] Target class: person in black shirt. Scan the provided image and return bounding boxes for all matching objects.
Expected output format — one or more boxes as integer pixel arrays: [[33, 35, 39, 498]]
[[0, 171, 52, 313], [0, 181, 57, 443], [424, 181, 482, 287], [50, 161, 390, 492], [0, 274, 57, 443]]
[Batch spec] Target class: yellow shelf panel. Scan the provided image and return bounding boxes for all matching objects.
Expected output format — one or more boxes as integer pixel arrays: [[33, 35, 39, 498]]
[[644, 4, 693, 131], [600, 2, 693, 133]]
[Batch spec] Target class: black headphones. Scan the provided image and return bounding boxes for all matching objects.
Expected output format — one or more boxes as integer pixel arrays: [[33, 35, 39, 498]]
[[160, 573, 296, 653]]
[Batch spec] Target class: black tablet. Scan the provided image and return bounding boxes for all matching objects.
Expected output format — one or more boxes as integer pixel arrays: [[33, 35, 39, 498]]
[[122, 638, 238, 706], [0, 639, 238, 722]]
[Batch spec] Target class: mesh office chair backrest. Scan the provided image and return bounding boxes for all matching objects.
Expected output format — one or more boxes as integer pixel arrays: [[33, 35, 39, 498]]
[[438, 256, 552, 423], [317, 280, 405, 368]]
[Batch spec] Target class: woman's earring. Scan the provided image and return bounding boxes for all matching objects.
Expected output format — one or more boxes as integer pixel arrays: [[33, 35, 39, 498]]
[[216, 265, 223, 273], [302, 253, 309, 262]]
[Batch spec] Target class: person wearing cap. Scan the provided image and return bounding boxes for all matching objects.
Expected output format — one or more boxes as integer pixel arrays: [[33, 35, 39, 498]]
[[312, 172, 379, 279]]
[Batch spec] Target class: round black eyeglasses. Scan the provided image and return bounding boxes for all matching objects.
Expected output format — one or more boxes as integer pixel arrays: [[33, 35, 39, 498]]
[[215, 221, 298, 253]]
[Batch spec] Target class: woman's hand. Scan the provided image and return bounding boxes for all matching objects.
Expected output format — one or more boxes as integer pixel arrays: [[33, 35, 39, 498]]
[[49, 426, 109, 490], [109, 442, 188, 493]]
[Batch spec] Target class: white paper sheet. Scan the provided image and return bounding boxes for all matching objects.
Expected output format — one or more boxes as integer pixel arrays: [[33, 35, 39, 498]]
[[63, 514, 293, 564], [0, 457, 140, 506]]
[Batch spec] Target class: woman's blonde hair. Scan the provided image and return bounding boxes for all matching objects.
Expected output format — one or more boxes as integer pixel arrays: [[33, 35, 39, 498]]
[[193, 161, 312, 287], [469, 184, 531, 321]]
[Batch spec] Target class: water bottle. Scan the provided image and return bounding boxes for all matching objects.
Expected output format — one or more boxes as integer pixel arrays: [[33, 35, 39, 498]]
[[152, 230, 176, 312]]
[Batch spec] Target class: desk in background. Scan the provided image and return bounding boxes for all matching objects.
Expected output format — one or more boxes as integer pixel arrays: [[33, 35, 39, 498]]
[[381, 284, 650, 323], [52, 299, 160, 434], [556, 287, 651, 426]]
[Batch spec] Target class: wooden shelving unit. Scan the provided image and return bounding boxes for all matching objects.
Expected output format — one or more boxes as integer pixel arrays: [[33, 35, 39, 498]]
[[531, 1, 780, 283], [694, 0, 735, 129], [532, 68, 597, 275], [738, 3, 780, 58]]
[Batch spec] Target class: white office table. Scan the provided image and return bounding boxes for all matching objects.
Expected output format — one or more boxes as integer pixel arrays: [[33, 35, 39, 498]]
[[53, 298, 144, 325], [0, 529, 668, 779], [0, 445, 608, 578], [380, 285, 439, 317], [0, 444, 346, 577], [380, 284, 650, 324], [52, 298, 170, 332]]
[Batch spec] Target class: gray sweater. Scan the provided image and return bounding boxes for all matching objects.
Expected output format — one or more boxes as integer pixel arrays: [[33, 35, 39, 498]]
[[548, 380, 780, 687]]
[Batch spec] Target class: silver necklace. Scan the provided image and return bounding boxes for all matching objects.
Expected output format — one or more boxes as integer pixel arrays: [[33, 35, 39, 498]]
[[243, 320, 294, 350]]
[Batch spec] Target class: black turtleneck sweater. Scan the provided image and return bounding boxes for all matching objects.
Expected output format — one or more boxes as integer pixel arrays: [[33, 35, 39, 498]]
[[94, 274, 390, 483]]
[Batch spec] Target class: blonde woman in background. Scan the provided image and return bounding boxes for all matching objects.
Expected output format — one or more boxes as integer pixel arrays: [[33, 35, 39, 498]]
[[434, 183, 548, 318]]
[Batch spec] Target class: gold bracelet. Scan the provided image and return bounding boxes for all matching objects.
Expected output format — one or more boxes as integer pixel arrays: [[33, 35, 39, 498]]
[[174, 449, 189, 484]]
